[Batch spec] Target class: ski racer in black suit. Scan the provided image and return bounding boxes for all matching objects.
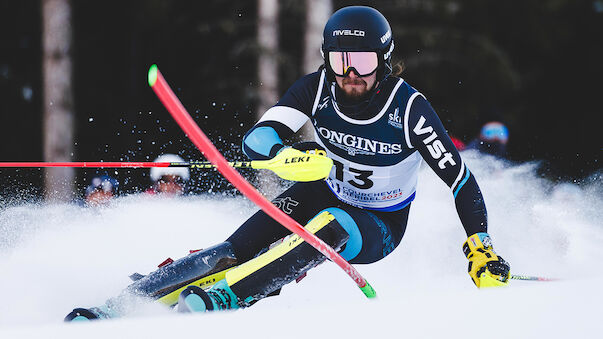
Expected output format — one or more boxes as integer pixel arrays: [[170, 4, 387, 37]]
[[65, 6, 511, 321]]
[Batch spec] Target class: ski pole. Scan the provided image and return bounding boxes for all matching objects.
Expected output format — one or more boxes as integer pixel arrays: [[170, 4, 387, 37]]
[[0, 151, 333, 182], [148, 64, 376, 298], [0, 161, 240, 169]]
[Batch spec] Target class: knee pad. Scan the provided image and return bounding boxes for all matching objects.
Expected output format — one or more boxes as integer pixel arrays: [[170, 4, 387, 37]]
[[322, 208, 362, 261]]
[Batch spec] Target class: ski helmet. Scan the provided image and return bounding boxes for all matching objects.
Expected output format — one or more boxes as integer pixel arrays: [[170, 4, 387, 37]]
[[150, 154, 190, 182], [322, 6, 394, 82], [479, 122, 509, 144]]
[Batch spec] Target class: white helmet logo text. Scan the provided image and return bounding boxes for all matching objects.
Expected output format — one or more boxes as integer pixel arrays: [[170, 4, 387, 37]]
[[333, 29, 365, 37], [380, 30, 391, 44]]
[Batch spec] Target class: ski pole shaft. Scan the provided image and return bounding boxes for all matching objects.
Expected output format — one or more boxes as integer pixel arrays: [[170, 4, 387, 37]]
[[0, 161, 252, 169], [511, 274, 556, 282], [0, 158, 330, 182]]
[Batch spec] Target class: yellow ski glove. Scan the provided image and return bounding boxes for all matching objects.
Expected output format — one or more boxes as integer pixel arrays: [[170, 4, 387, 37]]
[[462, 233, 510, 288]]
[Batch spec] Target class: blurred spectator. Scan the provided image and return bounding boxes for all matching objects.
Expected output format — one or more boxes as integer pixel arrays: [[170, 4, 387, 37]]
[[84, 175, 119, 206], [466, 121, 509, 157], [146, 154, 190, 196], [449, 135, 466, 151]]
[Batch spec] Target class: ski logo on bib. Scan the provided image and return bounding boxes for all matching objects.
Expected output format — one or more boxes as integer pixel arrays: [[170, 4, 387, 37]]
[[387, 108, 403, 129]]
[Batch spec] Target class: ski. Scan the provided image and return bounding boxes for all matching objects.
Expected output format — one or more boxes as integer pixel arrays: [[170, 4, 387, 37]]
[[65, 242, 238, 321], [64, 270, 231, 321], [64, 270, 234, 321]]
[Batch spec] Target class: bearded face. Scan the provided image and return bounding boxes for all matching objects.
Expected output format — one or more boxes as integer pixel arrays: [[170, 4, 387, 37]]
[[335, 70, 377, 101]]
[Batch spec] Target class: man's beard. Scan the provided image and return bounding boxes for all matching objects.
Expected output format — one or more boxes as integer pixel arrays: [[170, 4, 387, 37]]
[[341, 78, 370, 102]]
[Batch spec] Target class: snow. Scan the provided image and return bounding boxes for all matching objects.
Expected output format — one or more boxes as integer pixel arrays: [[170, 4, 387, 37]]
[[1, 153, 601, 338]]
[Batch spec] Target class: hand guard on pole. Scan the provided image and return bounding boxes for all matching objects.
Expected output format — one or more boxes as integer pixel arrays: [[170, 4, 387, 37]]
[[260, 147, 332, 182], [462, 233, 510, 288]]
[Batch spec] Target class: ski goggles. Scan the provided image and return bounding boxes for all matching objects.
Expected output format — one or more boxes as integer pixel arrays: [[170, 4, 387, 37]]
[[158, 174, 185, 185], [328, 51, 379, 77]]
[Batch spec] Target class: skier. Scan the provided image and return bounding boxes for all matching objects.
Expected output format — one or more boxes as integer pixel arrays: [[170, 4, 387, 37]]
[[176, 5, 510, 312], [465, 121, 509, 158], [145, 153, 190, 195], [83, 175, 119, 206], [66, 6, 510, 321]]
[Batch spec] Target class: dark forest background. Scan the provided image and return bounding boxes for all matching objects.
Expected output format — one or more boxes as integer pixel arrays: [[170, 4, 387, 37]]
[[0, 0, 601, 201]]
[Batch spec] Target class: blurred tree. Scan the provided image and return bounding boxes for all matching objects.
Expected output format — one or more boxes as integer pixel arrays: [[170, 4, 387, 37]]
[[256, 0, 280, 196], [303, 0, 331, 74], [301, 0, 332, 139], [257, 0, 279, 118], [42, 0, 75, 201]]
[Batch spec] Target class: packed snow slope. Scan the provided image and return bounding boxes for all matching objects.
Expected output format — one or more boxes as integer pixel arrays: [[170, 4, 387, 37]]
[[0, 152, 601, 339]]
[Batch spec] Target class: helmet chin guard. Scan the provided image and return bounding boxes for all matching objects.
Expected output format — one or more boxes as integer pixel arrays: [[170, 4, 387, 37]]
[[322, 6, 394, 83]]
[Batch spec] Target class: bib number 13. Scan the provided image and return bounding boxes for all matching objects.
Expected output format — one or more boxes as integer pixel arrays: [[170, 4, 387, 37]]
[[332, 160, 374, 189]]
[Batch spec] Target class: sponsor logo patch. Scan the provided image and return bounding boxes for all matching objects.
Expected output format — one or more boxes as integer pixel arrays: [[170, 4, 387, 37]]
[[387, 108, 403, 129], [413, 115, 456, 169], [333, 29, 365, 37], [317, 97, 329, 111], [317, 126, 403, 156], [272, 196, 299, 214], [380, 30, 391, 44]]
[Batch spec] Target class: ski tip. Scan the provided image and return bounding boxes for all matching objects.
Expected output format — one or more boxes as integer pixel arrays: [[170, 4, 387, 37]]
[[64, 308, 100, 322], [148, 64, 158, 87]]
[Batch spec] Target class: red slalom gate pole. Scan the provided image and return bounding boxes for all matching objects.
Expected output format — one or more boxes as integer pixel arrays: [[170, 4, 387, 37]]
[[148, 64, 376, 298]]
